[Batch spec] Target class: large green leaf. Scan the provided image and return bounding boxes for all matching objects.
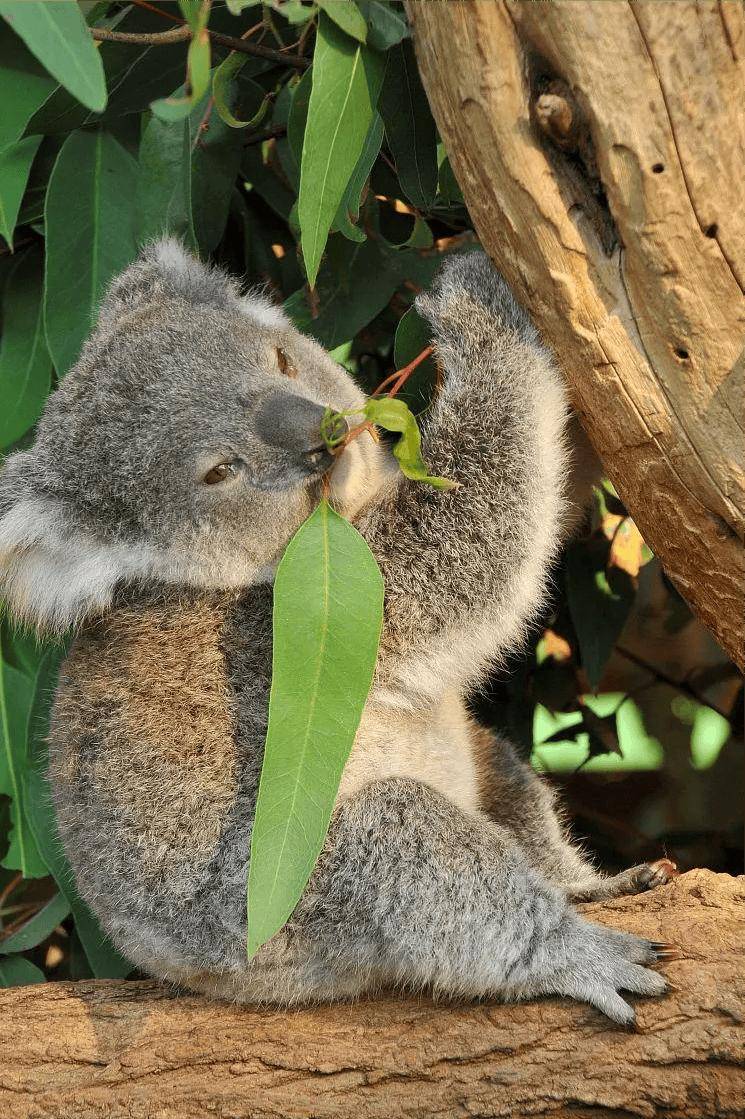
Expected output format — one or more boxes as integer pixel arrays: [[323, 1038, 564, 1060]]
[[0, 954, 45, 987], [138, 88, 243, 255], [0, 247, 51, 452], [0, 656, 47, 878], [247, 499, 383, 957], [23, 646, 133, 979], [379, 39, 438, 210], [0, 0, 106, 113], [357, 0, 408, 51], [0, 891, 70, 954], [0, 136, 42, 247], [44, 129, 137, 376], [317, 0, 368, 42], [0, 21, 55, 149], [331, 112, 383, 241], [297, 13, 385, 286]]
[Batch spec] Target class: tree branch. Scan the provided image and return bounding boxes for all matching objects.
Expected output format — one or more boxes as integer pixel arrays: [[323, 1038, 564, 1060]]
[[1, 871, 742, 1118], [91, 10, 308, 68]]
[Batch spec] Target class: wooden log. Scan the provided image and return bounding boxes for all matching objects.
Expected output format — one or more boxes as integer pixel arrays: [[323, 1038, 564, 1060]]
[[405, 0, 745, 669], [1, 870, 743, 1118]]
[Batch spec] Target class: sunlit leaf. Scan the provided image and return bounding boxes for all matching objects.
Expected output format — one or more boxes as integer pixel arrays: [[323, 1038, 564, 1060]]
[[247, 499, 383, 956], [0, 0, 106, 113], [44, 129, 137, 376], [298, 13, 385, 286], [0, 246, 51, 451], [365, 395, 455, 490]]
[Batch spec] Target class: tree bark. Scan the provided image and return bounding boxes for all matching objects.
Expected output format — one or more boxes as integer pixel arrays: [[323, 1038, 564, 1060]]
[[406, 0, 745, 669], [1, 870, 743, 1118]]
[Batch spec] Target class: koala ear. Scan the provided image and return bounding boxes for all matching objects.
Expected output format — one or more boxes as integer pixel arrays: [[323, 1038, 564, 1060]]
[[0, 459, 146, 634], [96, 238, 241, 327], [238, 290, 289, 332]]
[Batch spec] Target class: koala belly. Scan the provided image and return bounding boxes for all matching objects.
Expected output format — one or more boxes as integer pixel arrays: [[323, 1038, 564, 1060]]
[[338, 688, 483, 817]]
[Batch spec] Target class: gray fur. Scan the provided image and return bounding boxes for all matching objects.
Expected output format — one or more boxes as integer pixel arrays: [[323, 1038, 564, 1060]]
[[0, 244, 672, 1025]]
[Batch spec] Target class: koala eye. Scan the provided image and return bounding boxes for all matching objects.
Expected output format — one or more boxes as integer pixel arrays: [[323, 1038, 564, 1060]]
[[202, 462, 239, 485], [276, 347, 298, 379]]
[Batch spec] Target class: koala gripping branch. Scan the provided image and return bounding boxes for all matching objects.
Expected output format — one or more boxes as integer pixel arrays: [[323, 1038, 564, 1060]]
[[0, 871, 743, 1118]]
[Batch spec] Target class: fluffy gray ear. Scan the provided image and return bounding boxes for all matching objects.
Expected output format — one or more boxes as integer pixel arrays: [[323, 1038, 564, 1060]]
[[0, 495, 124, 634]]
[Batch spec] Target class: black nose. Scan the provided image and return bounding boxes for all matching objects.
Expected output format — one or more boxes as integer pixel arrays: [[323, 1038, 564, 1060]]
[[255, 391, 335, 471]]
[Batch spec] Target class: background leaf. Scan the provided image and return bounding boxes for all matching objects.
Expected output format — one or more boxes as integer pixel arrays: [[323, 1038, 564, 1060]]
[[0, 892, 70, 955], [379, 39, 437, 209], [0, 0, 106, 113], [0, 954, 45, 987], [0, 246, 51, 451], [247, 499, 383, 956], [0, 135, 43, 247], [0, 21, 55, 149], [0, 656, 47, 878], [44, 129, 138, 375], [317, 0, 368, 43], [297, 13, 385, 285], [565, 538, 636, 691]]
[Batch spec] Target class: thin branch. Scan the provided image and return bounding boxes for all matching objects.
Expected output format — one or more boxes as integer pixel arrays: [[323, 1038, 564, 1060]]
[[615, 644, 732, 720], [96, 3, 308, 68], [243, 123, 287, 146]]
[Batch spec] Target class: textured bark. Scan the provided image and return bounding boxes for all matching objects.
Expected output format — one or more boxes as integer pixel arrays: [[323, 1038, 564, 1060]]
[[406, 0, 745, 669], [1, 870, 743, 1118]]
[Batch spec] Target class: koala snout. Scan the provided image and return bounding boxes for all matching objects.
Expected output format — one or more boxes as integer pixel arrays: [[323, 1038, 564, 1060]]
[[255, 391, 336, 474]]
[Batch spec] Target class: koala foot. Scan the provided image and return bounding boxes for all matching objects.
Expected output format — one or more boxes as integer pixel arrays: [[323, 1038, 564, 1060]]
[[524, 918, 670, 1027], [568, 858, 679, 902]]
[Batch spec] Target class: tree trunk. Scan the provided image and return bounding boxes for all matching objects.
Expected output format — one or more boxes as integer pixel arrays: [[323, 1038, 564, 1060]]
[[406, 0, 745, 669], [1, 870, 743, 1118]]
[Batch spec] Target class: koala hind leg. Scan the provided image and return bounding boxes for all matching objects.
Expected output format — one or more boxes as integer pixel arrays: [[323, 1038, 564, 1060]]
[[473, 727, 677, 901]]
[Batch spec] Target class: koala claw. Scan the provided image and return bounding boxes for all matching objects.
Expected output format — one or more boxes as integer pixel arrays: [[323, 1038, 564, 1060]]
[[644, 858, 679, 887]]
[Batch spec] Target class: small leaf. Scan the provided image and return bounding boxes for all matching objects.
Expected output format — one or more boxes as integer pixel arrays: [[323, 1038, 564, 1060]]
[[213, 53, 269, 129], [392, 305, 436, 410], [44, 129, 138, 376], [0, 135, 42, 247], [0, 892, 70, 954], [247, 499, 383, 956], [364, 396, 455, 490], [379, 39, 438, 209], [0, 246, 51, 451], [317, 0, 368, 42], [226, 0, 261, 13], [298, 13, 386, 286], [0, 0, 107, 113], [0, 954, 45, 987]]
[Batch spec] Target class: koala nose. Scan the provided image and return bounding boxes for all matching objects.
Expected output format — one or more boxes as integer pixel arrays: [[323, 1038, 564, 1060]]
[[255, 391, 336, 471]]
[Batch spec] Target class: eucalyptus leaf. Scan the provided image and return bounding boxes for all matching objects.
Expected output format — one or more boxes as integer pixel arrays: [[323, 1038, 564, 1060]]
[[379, 39, 438, 209], [298, 13, 385, 286], [0, 892, 70, 954], [0, 135, 42, 247], [0, 657, 47, 878], [0, 247, 51, 451], [364, 396, 455, 490], [331, 111, 383, 241], [44, 130, 138, 376], [0, 0, 106, 113], [565, 538, 636, 691], [0, 21, 55, 148], [213, 53, 269, 129], [357, 0, 407, 51], [317, 0, 368, 43], [0, 954, 45, 987], [392, 304, 436, 411], [247, 499, 383, 956]]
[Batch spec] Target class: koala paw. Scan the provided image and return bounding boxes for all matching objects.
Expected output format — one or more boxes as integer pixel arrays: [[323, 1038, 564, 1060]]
[[569, 858, 680, 902], [539, 917, 669, 1026]]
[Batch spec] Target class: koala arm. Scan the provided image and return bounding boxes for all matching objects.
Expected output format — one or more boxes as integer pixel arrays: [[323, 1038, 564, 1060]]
[[357, 253, 569, 696], [292, 778, 666, 1024]]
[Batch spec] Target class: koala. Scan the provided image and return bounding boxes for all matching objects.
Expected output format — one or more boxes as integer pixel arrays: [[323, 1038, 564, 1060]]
[[0, 242, 677, 1024]]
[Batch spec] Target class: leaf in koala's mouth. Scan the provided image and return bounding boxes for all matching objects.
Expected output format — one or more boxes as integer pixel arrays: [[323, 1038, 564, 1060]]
[[246, 498, 383, 957]]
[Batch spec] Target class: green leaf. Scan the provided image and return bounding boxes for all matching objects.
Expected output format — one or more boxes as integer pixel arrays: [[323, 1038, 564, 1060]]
[[379, 39, 438, 209], [226, 0, 261, 12], [284, 234, 401, 349], [0, 136, 42, 247], [151, 22, 212, 122], [0, 21, 55, 149], [23, 646, 133, 979], [247, 499, 383, 956], [0, 246, 51, 452], [213, 54, 269, 129], [331, 111, 383, 241], [0, 954, 45, 987], [0, 656, 47, 878], [44, 129, 138, 376], [0, 0, 107, 113], [364, 396, 455, 490], [565, 538, 636, 691], [357, 0, 407, 51], [317, 0, 368, 43], [0, 892, 70, 954], [392, 304, 436, 411], [287, 67, 313, 169], [297, 13, 385, 286]]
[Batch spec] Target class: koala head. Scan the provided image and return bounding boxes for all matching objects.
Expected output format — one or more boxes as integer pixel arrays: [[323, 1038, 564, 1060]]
[[0, 240, 388, 633]]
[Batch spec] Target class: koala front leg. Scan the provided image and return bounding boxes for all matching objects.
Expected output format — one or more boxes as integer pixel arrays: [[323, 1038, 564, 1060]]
[[358, 252, 569, 698], [293, 778, 668, 1025]]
